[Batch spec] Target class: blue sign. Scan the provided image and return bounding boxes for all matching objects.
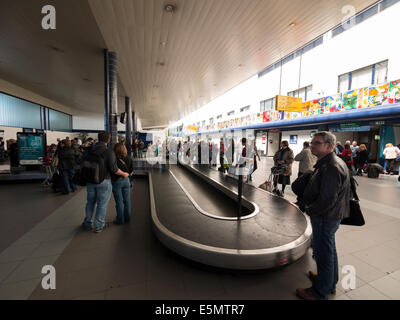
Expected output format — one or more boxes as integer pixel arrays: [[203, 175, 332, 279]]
[[290, 135, 298, 144]]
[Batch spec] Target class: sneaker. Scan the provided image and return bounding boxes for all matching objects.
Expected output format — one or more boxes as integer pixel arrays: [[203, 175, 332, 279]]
[[272, 189, 278, 194], [296, 287, 319, 300], [94, 222, 109, 233], [81, 223, 92, 231]]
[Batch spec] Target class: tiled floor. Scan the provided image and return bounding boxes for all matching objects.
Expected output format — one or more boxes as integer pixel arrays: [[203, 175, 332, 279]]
[[0, 157, 399, 300]]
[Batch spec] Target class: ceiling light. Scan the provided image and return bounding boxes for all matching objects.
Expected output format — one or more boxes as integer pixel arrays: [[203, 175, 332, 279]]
[[156, 62, 165, 66], [164, 4, 176, 13], [289, 22, 296, 27]]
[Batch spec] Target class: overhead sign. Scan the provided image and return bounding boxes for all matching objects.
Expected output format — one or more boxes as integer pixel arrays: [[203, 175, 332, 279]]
[[275, 95, 303, 112], [290, 135, 298, 144], [187, 125, 198, 131]]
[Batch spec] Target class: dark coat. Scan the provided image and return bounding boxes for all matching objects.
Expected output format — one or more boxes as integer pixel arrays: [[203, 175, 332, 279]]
[[273, 147, 294, 176], [302, 152, 350, 220], [58, 147, 76, 170]]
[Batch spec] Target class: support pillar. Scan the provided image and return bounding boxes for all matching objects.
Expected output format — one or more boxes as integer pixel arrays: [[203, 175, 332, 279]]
[[125, 96, 132, 156], [108, 51, 118, 147], [104, 49, 109, 132]]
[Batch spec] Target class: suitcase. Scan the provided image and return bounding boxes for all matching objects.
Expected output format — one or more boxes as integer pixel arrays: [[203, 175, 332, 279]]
[[367, 163, 383, 178], [52, 171, 64, 192]]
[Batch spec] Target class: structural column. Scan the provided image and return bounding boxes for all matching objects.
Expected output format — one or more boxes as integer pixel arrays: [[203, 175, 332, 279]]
[[125, 96, 132, 156], [108, 51, 118, 147], [104, 49, 109, 133]]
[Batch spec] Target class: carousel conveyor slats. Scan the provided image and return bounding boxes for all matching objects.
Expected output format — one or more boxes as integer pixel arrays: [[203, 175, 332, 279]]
[[138, 161, 312, 270]]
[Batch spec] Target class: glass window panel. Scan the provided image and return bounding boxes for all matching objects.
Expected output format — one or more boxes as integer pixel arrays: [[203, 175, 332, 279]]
[[381, 0, 400, 11], [338, 74, 349, 93], [0, 92, 41, 128], [49, 109, 71, 131], [351, 66, 373, 90], [374, 60, 388, 85]]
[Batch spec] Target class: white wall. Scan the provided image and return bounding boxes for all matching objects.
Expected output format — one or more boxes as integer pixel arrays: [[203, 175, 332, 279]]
[[281, 130, 314, 156], [169, 2, 400, 134]]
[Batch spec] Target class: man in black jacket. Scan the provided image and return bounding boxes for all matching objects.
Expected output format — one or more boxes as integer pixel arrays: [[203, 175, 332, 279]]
[[296, 131, 350, 300]]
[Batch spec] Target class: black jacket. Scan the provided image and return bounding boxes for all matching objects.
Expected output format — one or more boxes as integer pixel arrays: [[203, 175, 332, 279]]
[[111, 156, 133, 182], [302, 152, 350, 220], [58, 147, 76, 170]]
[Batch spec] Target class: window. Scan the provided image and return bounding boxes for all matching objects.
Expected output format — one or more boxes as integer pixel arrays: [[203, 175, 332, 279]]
[[227, 110, 235, 117], [338, 60, 388, 92], [260, 97, 276, 112], [48, 109, 72, 132], [374, 60, 388, 85], [209, 118, 214, 125], [288, 85, 312, 101], [332, 2, 379, 38], [381, 0, 400, 11], [0, 92, 41, 129], [202, 120, 206, 127], [338, 74, 350, 92], [240, 105, 250, 113]]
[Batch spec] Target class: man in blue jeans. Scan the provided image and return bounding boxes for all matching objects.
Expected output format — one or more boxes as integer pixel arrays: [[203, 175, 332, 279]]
[[82, 132, 129, 233], [296, 131, 350, 300]]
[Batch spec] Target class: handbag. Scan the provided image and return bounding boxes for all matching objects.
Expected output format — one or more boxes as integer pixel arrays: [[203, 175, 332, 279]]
[[341, 177, 365, 226]]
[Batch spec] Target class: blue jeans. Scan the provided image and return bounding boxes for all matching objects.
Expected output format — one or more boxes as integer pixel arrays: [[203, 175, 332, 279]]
[[60, 169, 76, 194], [112, 178, 131, 223], [310, 216, 341, 300], [83, 179, 112, 231]]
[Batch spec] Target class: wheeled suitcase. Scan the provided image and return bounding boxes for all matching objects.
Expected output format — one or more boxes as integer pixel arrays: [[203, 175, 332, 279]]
[[52, 171, 64, 192], [367, 163, 383, 178]]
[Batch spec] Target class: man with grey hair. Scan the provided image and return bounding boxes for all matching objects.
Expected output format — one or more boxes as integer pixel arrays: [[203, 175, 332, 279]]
[[296, 131, 350, 300]]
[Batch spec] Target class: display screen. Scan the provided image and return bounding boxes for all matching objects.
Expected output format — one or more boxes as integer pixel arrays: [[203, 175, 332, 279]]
[[17, 133, 45, 165]]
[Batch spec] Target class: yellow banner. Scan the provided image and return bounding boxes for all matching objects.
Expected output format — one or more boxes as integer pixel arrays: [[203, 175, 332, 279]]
[[187, 125, 198, 131], [276, 95, 303, 112]]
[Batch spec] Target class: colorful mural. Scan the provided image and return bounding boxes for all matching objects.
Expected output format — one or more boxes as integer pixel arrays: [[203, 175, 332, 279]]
[[201, 79, 400, 133], [368, 83, 389, 107], [388, 80, 400, 104], [342, 90, 358, 110]]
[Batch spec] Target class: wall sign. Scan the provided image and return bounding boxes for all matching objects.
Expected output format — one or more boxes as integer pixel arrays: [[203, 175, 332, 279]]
[[290, 135, 298, 144]]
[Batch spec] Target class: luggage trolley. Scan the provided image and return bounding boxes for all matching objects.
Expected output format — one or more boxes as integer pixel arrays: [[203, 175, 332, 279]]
[[264, 164, 287, 192]]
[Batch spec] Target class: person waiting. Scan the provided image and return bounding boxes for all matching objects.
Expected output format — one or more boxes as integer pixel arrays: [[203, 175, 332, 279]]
[[272, 140, 294, 197], [355, 144, 369, 176], [383, 143, 400, 175], [111, 143, 133, 224], [82, 132, 130, 233], [58, 139, 77, 195], [294, 141, 317, 178], [341, 143, 353, 171]]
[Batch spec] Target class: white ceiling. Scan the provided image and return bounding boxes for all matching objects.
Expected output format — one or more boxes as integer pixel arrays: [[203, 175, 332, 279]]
[[1, 0, 378, 129]]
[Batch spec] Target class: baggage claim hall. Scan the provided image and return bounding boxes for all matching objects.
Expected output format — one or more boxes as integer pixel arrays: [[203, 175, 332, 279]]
[[1, 0, 400, 302]]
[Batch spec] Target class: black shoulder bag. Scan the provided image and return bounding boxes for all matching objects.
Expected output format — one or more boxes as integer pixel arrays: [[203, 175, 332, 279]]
[[341, 177, 365, 226]]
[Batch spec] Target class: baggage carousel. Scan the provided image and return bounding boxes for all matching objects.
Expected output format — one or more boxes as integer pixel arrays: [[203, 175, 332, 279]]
[[134, 159, 312, 270]]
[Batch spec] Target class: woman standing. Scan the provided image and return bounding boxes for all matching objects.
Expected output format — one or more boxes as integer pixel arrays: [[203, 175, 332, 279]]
[[383, 143, 400, 175], [58, 139, 77, 194], [341, 143, 353, 171], [112, 143, 133, 224], [249, 140, 261, 181], [272, 140, 294, 197], [356, 144, 369, 175]]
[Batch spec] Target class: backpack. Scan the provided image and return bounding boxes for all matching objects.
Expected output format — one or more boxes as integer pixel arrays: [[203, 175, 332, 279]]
[[79, 150, 107, 184]]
